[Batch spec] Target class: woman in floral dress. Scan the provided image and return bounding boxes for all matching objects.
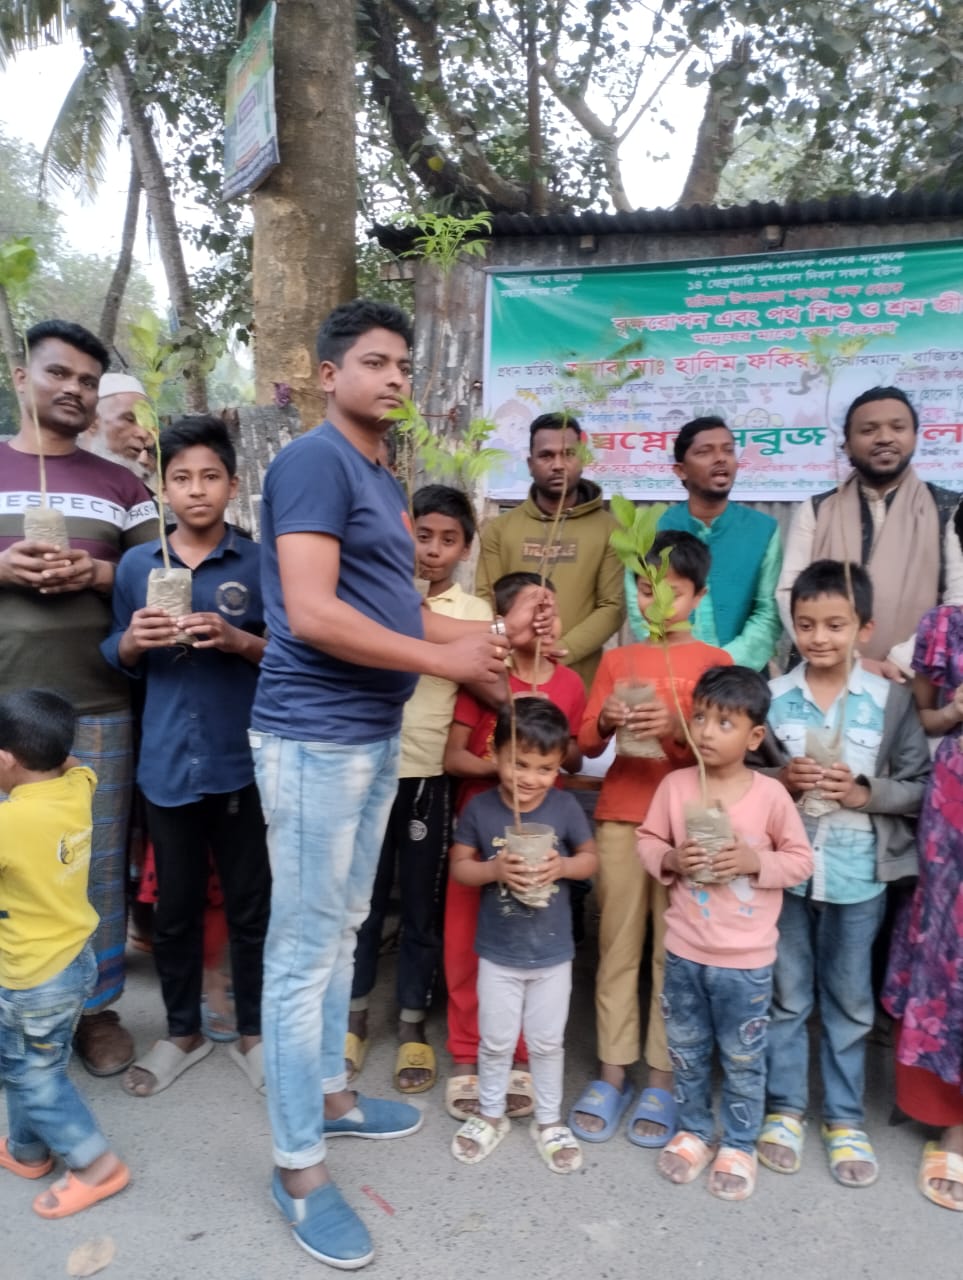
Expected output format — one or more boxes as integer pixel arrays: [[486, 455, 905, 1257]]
[[883, 604, 963, 1211]]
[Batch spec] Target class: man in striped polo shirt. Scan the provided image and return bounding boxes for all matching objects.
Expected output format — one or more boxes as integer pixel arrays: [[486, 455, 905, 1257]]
[[0, 319, 157, 1075]]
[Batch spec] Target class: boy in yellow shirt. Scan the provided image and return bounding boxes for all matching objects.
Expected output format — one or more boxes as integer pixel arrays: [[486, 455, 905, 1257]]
[[0, 690, 129, 1219]]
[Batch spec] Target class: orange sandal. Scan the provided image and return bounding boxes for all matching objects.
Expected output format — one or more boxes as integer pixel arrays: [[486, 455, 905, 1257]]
[[918, 1142, 963, 1212], [32, 1162, 130, 1219], [658, 1130, 717, 1184], [0, 1137, 54, 1180], [708, 1146, 757, 1201]]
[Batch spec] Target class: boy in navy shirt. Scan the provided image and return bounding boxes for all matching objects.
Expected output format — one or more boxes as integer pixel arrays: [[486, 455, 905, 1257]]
[[102, 416, 270, 1098]]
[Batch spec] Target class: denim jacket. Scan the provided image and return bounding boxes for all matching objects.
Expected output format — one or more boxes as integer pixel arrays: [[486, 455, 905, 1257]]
[[751, 678, 930, 884]]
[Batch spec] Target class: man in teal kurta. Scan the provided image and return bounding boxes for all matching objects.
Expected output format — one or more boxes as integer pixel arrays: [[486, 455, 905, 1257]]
[[627, 415, 783, 670]]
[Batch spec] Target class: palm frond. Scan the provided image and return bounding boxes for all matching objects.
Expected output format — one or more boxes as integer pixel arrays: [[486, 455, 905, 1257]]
[[0, 0, 72, 67], [39, 58, 117, 200]]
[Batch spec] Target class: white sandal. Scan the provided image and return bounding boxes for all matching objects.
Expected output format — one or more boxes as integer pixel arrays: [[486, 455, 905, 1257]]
[[530, 1120, 583, 1174], [451, 1114, 510, 1165], [445, 1073, 479, 1119]]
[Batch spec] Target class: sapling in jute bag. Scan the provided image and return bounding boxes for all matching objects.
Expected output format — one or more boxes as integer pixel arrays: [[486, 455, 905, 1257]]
[[504, 823, 556, 909], [146, 567, 195, 646], [800, 726, 841, 818], [23, 506, 69, 548], [684, 801, 734, 884], [614, 680, 666, 760], [127, 311, 200, 647], [608, 498, 719, 851]]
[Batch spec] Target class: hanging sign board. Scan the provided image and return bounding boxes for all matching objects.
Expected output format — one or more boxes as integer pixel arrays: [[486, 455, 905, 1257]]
[[223, 2, 279, 200]]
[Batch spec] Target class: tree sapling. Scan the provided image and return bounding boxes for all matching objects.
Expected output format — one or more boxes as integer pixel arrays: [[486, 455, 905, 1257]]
[[0, 236, 70, 547], [128, 310, 194, 642], [609, 495, 730, 882]]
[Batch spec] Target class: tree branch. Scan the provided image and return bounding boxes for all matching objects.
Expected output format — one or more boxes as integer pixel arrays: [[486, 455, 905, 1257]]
[[382, 0, 541, 212], [360, 0, 537, 212], [99, 147, 141, 349], [615, 45, 692, 144], [538, 55, 630, 210], [107, 54, 207, 408], [678, 35, 752, 207]]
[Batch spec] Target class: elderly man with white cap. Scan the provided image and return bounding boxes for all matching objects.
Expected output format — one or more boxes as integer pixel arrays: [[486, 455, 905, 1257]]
[[84, 372, 156, 486]]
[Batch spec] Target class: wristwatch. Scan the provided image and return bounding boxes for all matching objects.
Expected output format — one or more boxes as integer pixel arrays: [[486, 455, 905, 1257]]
[[490, 617, 507, 638]]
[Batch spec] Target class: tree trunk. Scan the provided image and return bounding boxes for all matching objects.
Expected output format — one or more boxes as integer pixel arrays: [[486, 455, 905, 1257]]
[[524, 1, 546, 216], [99, 148, 141, 351], [251, 0, 357, 427], [107, 58, 208, 411], [678, 36, 752, 208], [0, 282, 22, 382]]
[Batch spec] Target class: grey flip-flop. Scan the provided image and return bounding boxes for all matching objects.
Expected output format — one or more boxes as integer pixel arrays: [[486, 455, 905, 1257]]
[[122, 1038, 213, 1097], [228, 1040, 265, 1094]]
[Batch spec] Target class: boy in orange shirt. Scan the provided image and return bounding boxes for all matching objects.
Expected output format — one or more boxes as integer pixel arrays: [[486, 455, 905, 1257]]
[[570, 531, 730, 1148]]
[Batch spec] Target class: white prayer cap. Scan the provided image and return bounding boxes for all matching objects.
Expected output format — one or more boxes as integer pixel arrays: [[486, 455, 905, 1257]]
[[98, 372, 147, 400]]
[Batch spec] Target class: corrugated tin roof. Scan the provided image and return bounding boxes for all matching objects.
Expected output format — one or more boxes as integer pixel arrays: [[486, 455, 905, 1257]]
[[372, 188, 963, 253]]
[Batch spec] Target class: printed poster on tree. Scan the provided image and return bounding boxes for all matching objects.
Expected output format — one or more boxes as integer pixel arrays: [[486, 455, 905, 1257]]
[[482, 239, 963, 502], [222, 2, 280, 201]]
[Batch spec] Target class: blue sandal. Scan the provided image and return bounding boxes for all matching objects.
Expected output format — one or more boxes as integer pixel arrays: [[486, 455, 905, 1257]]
[[626, 1087, 677, 1148], [568, 1078, 634, 1143], [200, 995, 239, 1043]]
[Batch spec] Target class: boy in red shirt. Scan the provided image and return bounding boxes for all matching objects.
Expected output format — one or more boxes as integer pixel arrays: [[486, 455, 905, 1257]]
[[571, 530, 730, 1149], [442, 572, 585, 1121]]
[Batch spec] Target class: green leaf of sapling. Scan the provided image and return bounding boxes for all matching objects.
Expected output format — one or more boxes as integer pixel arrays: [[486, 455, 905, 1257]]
[[609, 493, 636, 530]]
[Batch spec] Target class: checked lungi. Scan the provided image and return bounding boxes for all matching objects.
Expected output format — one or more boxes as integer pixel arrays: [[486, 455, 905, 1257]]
[[74, 712, 135, 1011]]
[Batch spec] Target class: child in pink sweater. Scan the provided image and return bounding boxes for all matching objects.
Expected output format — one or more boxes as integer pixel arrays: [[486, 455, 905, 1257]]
[[638, 666, 812, 1202]]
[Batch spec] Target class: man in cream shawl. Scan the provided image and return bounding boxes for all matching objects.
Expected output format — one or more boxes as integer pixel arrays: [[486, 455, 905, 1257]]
[[777, 386, 961, 680]]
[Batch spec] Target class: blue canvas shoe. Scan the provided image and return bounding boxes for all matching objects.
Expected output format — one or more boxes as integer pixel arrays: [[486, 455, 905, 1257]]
[[325, 1093, 423, 1140], [271, 1170, 374, 1270]]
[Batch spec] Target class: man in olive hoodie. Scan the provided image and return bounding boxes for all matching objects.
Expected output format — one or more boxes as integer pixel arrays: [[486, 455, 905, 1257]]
[[478, 413, 625, 689]]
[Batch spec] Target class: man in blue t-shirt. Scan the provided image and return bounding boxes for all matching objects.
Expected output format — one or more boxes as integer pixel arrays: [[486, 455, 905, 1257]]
[[250, 299, 544, 1271]]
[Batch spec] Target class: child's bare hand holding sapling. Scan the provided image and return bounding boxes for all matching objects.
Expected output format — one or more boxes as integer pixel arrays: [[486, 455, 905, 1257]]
[[178, 612, 241, 650], [711, 836, 761, 880], [177, 612, 266, 664], [780, 756, 824, 796], [122, 606, 180, 660], [665, 838, 709, 878], [819, 762, 870, 808], [531, 848, 564, 887], [627, 700, 672, 740], [598, 693, 629, 735], [492, 849, 535, 897]]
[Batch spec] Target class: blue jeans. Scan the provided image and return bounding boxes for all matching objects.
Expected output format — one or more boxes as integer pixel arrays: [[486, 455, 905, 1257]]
[[766, 891, 886, 1124], [0, 943, 109, 1169], [661, 951, 772, 1153], [250, 731, 400, 1168]]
